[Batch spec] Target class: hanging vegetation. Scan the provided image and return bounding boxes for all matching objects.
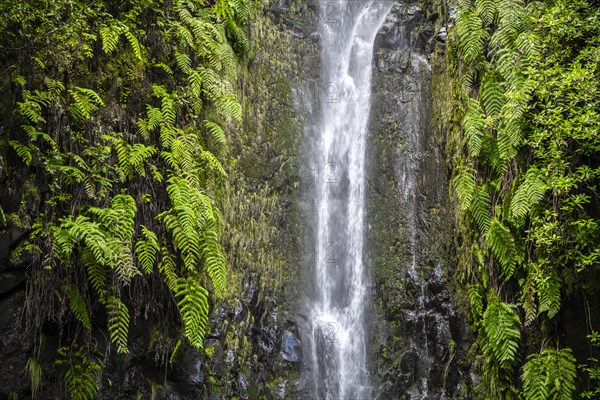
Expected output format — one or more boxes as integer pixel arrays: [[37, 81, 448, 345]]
[[450, 0, 600, 397], [0, 0, 252, 397]]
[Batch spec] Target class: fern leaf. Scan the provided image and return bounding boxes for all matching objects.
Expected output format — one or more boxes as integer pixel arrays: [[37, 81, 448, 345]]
[[99, 25, 120, 54], [482, 296, 521, 369], [135, 225, 159, 274], [67, 287, 91, 329], [476, 0, 496, 25], [481, 73, 505, 117], [486, 218, 518, 278], [123, 30, 142, 60], [56, 347, 101, 400], [522, 348, 576, 400], [26, 357, 43, 398], [536, 265, 561, 319], [456, 6, 488, 65], [175, 277, 210, 348], [9, 140, 33, 165], [203, 119, 226, 149], [510, 167, 546, 219], [453, 165, 477, 210], [106, 296, 130, 354], [470, 184, 492, 231], [464, 98, 486, 157]]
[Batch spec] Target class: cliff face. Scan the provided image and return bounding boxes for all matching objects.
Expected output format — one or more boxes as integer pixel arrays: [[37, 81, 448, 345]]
[[0, 0, 319, 398], [366, 3, 473, 399]]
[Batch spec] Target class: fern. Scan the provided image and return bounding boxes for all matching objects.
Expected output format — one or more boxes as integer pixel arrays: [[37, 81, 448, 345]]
[[104, 133, 156, 181], [519, 269, 538, 326], [203, 119, 226, 149], [480, 72, 505, 118], [99, 25, 120, 54], [9, 140, 33, 165], [464, 98, 486, 157], [456, 5, 488, 65], [535, 264, 561, 319], [56, 346, 101, 400], [476, 0, 497, 26], [135, 225, 159, 274], [486, 218, 518, 278], [454, 165, 477, 210], [158, 249, 179, 292], [510, 167, 546, 219], [201, 150, 227, 177], [470, 184, 492, 231], [106, 296, 130, 354], [482, 296, 521, 369], [67, 287, 91, 329], [469, 285, 485, 322], [491, 0, 527, 52], [123, 30, 142, 60], [17, 92, 45, 124], [522, 348, 577, 400], [86, 261, 108, 295], [69, 87, 105, 121], [175, 277, 210, 348], [224, 18, 250, 55], [198, 198, 226, 294]]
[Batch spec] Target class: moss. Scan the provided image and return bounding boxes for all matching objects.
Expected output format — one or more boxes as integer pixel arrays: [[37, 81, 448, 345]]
[[205, 345, 215, 358]]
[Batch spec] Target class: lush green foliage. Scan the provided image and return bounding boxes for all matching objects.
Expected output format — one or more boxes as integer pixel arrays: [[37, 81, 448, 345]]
[[1, 0, 252, 397], [450, 0, 600, 397]]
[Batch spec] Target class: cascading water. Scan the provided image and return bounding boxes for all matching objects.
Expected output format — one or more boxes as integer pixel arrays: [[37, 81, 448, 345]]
[[308, 1, 391, 399]]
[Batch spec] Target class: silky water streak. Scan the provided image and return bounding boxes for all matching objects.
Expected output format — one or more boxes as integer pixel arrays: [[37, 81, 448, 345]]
[[308, 1, 391, 399]]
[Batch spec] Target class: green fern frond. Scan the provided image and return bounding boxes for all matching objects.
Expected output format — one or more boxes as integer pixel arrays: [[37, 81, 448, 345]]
[[482, 296, 521, 369], [200, 150, 227, 177], [535, 265, 561, 319], [519, 269, 538, 326], [456, 5, 488, 65], [175, 277, 210, 348], [522, 348, 576, 400], [464, 98, 486, 157], [67, 287, 91, 329], [203, 120, 226, 149], [99, 25, 120, 54], [475, 0, 497, 25], [486, 218, 518, 278], [123, 30, 143, 60], [86, 262, 107, 294], [470, 184, 492, 231], [69, 87, 105, 121], [9, 140, 33, 165], [135, 226, 159, 274], [56, 346, 101, 400], [481, 73, 505, 117], [106, 296, 130, 354], [158, 249, 179, 292], [469, 284, 485, 322], [225, 18, 250, 55], [453, 165, 477, 210], [510, 167, 546, 219]]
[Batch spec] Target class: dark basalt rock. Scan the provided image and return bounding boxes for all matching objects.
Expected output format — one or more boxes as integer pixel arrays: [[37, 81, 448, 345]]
[[367, 2, 473, 399]]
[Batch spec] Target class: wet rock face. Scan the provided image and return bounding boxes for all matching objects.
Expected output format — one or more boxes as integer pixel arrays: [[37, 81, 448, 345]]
[[367, 3, 472, 399]]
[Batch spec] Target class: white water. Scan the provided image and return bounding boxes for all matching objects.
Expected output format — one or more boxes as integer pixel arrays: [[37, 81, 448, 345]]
[[308, 1, 391, 399]]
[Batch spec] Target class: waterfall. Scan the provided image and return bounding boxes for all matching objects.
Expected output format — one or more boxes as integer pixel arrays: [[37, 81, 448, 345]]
[[307, 1, 391, 399]]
